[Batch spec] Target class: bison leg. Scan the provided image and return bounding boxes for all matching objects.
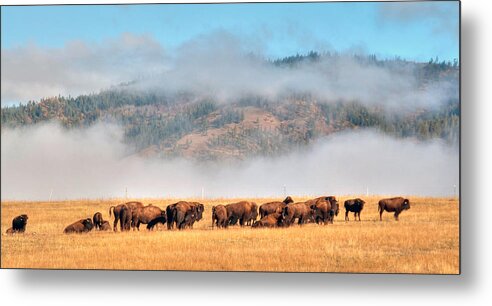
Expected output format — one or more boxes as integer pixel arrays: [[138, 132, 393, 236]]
[[379, 208, 383, 221], [394, 211, 400, 221], [113, 216, 119, 232], [345, 210, 349, 221]]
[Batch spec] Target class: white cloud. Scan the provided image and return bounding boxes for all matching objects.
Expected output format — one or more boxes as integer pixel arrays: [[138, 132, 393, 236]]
[[2, 31, 457, 111], [1, 33, 168, 104], [1, 123, 459, 200]]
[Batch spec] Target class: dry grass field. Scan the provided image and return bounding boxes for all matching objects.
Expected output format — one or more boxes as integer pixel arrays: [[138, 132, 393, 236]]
[[1, 196, 459, 274]]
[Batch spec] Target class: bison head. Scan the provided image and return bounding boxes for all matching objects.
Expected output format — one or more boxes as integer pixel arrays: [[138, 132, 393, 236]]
[[283, 196, 294, 205], [402, 199, 411, 210], [195, 204, 205, 221], [332, 200, 340, 216]]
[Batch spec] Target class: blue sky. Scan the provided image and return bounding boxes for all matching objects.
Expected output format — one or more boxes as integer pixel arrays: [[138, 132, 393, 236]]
[[1, 1, 459, 62]]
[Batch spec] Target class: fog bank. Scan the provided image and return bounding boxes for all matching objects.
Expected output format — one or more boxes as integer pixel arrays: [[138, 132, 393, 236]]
[[1, 123, 459, 201]]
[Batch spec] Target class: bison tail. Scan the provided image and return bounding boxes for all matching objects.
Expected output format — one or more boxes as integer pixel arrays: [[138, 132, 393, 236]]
[[109, 206, 114, 217]]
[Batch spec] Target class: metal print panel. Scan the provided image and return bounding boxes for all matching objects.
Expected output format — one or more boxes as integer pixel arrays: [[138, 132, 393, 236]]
[[0, 1, 460, 273]]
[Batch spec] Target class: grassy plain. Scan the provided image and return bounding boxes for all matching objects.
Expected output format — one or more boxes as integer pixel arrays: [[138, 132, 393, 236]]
[[1, 196, 459, 273]]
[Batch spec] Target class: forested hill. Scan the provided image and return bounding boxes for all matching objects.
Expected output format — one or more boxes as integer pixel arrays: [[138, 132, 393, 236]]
[[1, 53, 459, 160]]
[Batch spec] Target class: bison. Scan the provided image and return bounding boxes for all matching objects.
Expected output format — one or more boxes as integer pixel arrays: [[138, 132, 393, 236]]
[[64, 218, 94, 234], [282, 202, 313, 226], [93, 212, 104, 230], [109, 201, 144, 231], [252, 207, 284, 228], [259, 196, 294, 219], [167, 201, 204, 230], [5, 214, 28, 234], [99, 220, 112, 231], [344, 198, 365, 221], [225, 201, 258, 227], [307, 196, 339, 224], [212, 205, 228, 228], [378, 197, 410, 221], [146, 216, 167, 231], [132, 205, 167, 230]]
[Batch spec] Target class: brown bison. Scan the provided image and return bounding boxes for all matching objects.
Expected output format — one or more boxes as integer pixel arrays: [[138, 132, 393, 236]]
[[344, 198, 365, 221], [5, 214, 28, 234], [252, 207, 284, 228], [282, 202, 313, 226], [99, 220, 112, 231], [308, 196, 339, 224], [212, 205, 228, 228], [132, 205, 167, 230], [259, 196, 294, 219], [64, 218, 94, 234], [109, 201, 144, 231], [245, 203, 258, 226], [93, 212, 104, 230], [225, 201, 258, 227], [167, 201, 204, 230], [378, 197, 410, 221]]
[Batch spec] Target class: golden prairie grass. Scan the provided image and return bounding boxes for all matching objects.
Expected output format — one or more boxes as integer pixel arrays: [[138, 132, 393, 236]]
[[1, 196, 459, 273]]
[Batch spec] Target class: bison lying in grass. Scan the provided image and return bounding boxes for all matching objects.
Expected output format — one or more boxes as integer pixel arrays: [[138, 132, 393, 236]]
[[252, 207, 284, 228], [64, 218, 94, 234], [5, 214, 28, 235]]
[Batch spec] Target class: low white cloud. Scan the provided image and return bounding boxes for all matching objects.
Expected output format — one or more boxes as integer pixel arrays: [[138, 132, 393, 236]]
[[1, 123, 459, 201]]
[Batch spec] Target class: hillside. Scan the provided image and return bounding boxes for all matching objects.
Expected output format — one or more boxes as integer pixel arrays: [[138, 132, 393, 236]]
[[1, 53, 459, 160]]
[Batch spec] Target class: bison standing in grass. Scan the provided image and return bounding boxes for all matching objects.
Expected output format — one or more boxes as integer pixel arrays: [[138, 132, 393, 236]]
[[344, 198, 365, 221], [166, 201, 204, 230], [282, 202, 313, 226], [259, 196, 294, 219], [378, 197, 410, 221], [64, 218, 94, 234], [6, 214, 29, 234], [109, 201, 144, 231], [212, 205, 228, 228], [308, 196, 339, 225], [225, 201, 258, 227], [132, 204, 167, 231]]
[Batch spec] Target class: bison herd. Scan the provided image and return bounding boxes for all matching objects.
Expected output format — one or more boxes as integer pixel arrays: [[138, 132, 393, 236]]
[[4, 197, 412, 235]]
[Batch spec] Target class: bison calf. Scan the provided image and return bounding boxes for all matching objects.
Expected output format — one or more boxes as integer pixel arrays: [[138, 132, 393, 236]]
[[378, 197, 410, 221], [64, 218, 94, 234], [146, 217, 167, 230], [5, 214, 28, 234]]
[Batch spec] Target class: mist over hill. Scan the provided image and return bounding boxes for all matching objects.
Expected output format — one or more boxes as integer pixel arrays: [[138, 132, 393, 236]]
[[1, 50, 459, 199], [1, 52, 459, 161]]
